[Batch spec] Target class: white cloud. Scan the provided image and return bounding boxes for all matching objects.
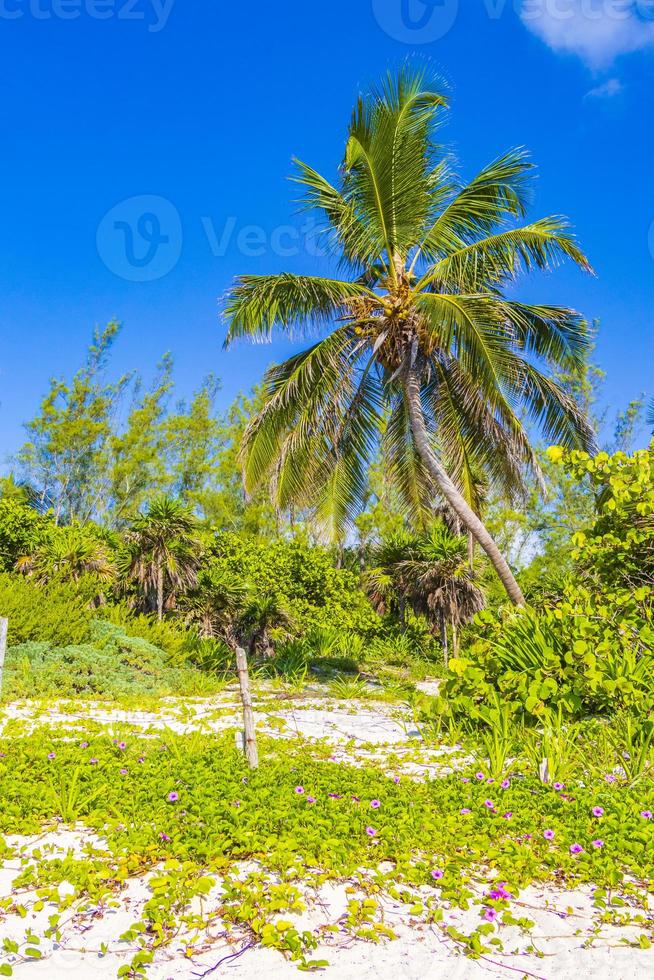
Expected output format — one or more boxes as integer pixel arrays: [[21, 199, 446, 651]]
[[585, 76, 624, 95], [519, 0, 654, 66]]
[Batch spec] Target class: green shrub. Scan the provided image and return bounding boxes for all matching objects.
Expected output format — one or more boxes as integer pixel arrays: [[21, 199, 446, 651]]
[[0, 500, 52, 572], [0, 572, 93, 647], [207, 532, 381, 637], [3, 620, 217, 700]]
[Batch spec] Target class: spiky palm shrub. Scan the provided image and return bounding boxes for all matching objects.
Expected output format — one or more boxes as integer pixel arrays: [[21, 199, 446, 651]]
[[118, 496, 202, 621], [224, 67, 595, 605]]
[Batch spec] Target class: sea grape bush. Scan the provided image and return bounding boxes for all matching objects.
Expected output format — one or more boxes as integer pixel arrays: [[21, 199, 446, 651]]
[[440, 444, 654, 722]]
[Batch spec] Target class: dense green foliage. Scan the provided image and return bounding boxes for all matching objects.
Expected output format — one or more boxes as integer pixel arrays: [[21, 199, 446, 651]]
[[439, 443, 654, 723]]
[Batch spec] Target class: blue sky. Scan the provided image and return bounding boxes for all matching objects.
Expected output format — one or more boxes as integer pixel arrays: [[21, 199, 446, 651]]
[[1, 0, 653, 465]]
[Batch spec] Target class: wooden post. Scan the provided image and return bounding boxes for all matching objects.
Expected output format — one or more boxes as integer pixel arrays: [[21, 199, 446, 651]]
[[0, 618, 7, 695], [235, 644, 258, 769]]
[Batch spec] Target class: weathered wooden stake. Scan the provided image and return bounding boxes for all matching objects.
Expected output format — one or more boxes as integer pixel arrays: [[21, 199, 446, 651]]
[[0, 618, 7, 695], [235, 644, 258, 769]]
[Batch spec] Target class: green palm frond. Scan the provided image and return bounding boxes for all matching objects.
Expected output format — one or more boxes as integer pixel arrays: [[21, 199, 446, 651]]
[[413, 148, 534, 266], [420, 218, 592, 291], [223, 274, 373, 345]]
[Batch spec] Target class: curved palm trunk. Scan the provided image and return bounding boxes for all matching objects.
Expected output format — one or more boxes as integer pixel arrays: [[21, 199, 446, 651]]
[[403, 368, 525, 607]]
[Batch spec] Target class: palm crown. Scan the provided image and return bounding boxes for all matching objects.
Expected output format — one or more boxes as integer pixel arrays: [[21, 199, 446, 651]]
[[224, 68, 595, 604]]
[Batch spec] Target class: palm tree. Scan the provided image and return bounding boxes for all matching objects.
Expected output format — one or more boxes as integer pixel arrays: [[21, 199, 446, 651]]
[[118, 496, 202, 620], [239, 587, 297, 659], [223, 67, 596, 606], [648, 399, 653, 434], [397, 525, 484, 666], [181, 567, 246, 641], [16, 526, 115, 584]]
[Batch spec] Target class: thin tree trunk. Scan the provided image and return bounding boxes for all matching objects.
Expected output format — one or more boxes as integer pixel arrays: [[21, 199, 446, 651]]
[[235, 644, 259, 769], [439, 615, 449, 669], [403, 368, 525, 606], [156, 565, 164, 622], [468, 532, 475, 572]]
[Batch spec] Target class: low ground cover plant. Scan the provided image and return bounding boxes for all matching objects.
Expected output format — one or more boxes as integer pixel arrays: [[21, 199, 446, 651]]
[[0, 727, 652, 975]]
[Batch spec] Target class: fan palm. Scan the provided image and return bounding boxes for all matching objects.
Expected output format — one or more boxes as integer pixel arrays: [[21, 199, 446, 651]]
[[118, 496, 202, 620], [224, 67, 596, 605], [397, 524, 485, 665], [16, 526, 115, 584]]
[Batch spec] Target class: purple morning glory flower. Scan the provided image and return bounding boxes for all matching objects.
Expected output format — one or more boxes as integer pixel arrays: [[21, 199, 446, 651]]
[[366, 826, 377, 837], [294, 786, 304, 795], [475, 772, 485, 781], [167, 791, 179, 803], [306, 796, 316, 804], [370, 799, 381, 809], [543, 829, 555, 840], [641, 810, 653, 820], [592, 839, 604, 849], [502, 811, 513, 820], [431, 868, 444, 880], [592, 806, 604, 817], [570, 843, 583, 855], [120, 768, 128, 775], [460, 808, 472, 815], [500, 779, 510, 789], [90, 758, 98, 765], [483, 799, 494, 808], [482, 908, 497, 922], [118, 741, 127, 750], [553, 782, 564, 791], [47, 752, 56, 760]]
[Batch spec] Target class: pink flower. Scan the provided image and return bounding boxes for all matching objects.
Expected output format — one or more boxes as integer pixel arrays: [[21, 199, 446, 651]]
[[489, 882, 512, 901], [570, 843, 583, 855], [431, 868, 444, 880], [328, 793, 342, 799], [553, 782, 564, 791], [640, 810, 653, 820], [393, 776, 400, 784], [167, 791, 179, 803], [460, 808, 472, 815], [592, 806, 604, 817], [120, 768, 128, 775], [543, 829, 555, 840], [475, 772, 485, 781], [159, 832, 170, 841], [80, 742, 89, 749], [483, 799, 494, 808], [502, 812, 513, 820], [90, 758, 98, 765], [592, 839, 604, 849], [118, 741, 127, 750], [366, 826, 377, 837], [604, 774, 617, 784], [138, 757, 145, 764], [500, 779, 510, 789], [294, 786, 304, 795], [486, 778, 495, 784], [482, 908, 497, 922], [306, 796, 316, 804], [370, 799, 381, 809], [47, 752, 56, 760]]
